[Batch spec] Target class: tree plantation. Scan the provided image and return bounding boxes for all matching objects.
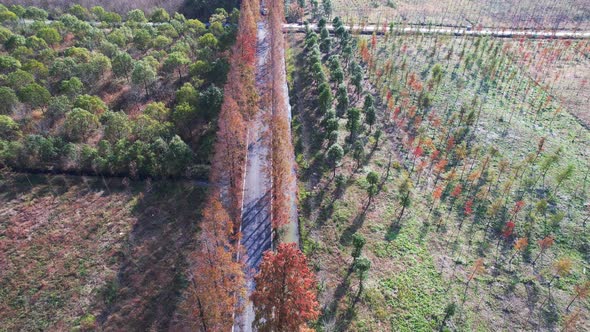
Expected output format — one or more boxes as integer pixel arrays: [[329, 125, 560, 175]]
[[0, 4, 237, 178]]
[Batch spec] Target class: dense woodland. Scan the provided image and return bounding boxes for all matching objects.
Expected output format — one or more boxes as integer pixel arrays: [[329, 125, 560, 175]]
[[0, 0, 239, 22], [0, 4, 239, 178]]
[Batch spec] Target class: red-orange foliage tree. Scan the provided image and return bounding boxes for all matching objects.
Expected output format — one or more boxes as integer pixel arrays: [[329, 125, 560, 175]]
[[183, 0, 259, 328], [208, 0, 259, 230], [251, 243, 319, 331], [268, 0, 297, 231], [182, 196, 246, 331]]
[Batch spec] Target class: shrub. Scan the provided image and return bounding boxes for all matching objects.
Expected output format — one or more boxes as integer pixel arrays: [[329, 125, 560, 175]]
[[0, 115, 20, 140]]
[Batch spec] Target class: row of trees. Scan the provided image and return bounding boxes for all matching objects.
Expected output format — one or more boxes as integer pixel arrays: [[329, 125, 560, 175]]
[[299, 0, 589, 30], [269, 0, 297, 232], [182, 0, 258, 329], [183, 2, 320, 330], [360, 25, 588, 325]]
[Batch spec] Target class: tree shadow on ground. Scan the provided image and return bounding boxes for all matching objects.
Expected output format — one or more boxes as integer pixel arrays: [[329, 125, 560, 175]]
[[320, 265, 354, 330], [97, 180, 205, 331], [340, 207, 368, 246]]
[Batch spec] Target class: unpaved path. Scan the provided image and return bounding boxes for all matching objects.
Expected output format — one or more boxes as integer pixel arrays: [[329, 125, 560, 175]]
[[283, 23, 590, 39]]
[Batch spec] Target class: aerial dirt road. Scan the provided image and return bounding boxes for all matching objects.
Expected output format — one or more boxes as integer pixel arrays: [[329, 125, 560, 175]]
[[283, 23, 590, 39], [236, 17, 272, 332]]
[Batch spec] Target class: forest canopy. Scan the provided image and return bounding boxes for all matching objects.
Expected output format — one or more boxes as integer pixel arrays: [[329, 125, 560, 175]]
[[0, 4, 239, 178]]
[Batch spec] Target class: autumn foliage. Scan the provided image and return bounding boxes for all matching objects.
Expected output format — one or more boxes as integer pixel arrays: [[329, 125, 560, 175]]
[[269, 0, 297, 230], [251, 243, 319, 331], [181, 195, 246, 331], [209, 0, 260, 226], [181, 0, 260, 328]]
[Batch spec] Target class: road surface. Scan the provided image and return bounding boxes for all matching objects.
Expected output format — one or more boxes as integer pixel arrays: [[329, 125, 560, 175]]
[[283, 23, 590, 39], [236, 18, 272, 332]]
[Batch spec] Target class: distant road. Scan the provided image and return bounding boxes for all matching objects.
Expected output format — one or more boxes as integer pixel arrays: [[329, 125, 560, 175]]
[[283, 23, 590, 39]]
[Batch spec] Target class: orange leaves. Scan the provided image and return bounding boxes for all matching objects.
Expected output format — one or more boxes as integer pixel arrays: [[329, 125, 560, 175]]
[[538, 236, 555, 251], [468, 258, 486, 282], [433, 186, 443, 200], [358, 38, 371, 63], [183, 196, 246, 331], [252, 243, 319, 331], [269, 0, 296, 230], [433, 158, 448, 175], [514, 237, 528, 251]]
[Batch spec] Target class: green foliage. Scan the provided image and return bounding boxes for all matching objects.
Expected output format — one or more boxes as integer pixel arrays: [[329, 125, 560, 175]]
[[64, 108, 99, 142], [172, 102, 198, 128], [17, 83, 50, 108], [198, 84, 223, 120], [366, 170, 379, 197], [327, 143, 344, 172], [318, 82, 333, 114], [198, 33, 218, 49], [74, 94, 107, 114], [186, 19, 207, 36], [352, 233, 366, 260], [153, 35, 172, 50], [23, 7, 48, 21], [150, 8, 170, 23], [132, 61, 157, 94], [163, 52, 190, 76], [0, 26, 12, 44], [6, 69, 34, 90], [25, 36, 48, 51], [176, 83, 199, 106], [127, 9, 147, 23], [46, 96, 71, 122], [22, 59, 48, 79], [65, 47, 91, 62], [0, 6, 230, 178], [0, 115, 20, 140], [4, 34, 25, 51], [112, 52, 133, 79], [101, 111, 131, 143], [0, 55, 20, 72], [144, 102, 170, 121], [60, 77, 84, 98], [68, 4, 90, 20], [0, 8, 17, 23], [0, 87, 18, 114], [346, 107, 361, 139], [133, 29, 152, 50], [133, 115, 173, 142], [36, 27, 62, 47]]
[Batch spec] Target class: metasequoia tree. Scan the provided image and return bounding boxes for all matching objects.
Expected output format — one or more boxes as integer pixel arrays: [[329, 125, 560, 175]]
[[464, 258, 485, 298], [252, 243, 319, 331], [269, 0, 297, 232], [533, 236, 554, 266], [566, 281, 590, 311], [183, 197, 246, 331], [207, 0, 259, 226]]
